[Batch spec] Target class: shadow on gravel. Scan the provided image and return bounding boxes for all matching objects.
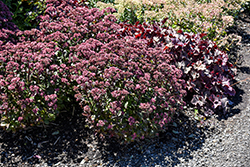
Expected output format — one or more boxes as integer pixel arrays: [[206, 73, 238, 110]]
[[0, 106, 90, 166], [97, 82, 246, 166], [217, 84, 244, 121], [227, 11, 250, 45], [237, 66, 250, 74], [0, 80, 246, 167], [220, 10, 250, 121], [98, 111, 214, 167]]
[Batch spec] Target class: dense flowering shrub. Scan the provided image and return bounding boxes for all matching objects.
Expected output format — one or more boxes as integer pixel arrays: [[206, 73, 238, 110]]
[[0, 0, 117, 131], [0, 0, 186, 143], [0, 38, 73, 130], [73, 36, 186, 143], [0, 1, 19, 49], [118, 20, 237, 117]]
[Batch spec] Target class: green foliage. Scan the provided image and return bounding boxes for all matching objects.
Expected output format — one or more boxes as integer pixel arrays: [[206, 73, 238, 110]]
[[96, 0, 152, 24], [82, 0, 115, 8], [1, 0, 46, 30]]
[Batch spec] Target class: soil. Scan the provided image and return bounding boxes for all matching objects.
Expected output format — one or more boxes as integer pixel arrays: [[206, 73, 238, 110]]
[[0, 9, 250, 167]]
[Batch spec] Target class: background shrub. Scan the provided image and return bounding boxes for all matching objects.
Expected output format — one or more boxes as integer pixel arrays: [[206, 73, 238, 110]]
[[96, 0, 248, 50], [1, 0, 47, 30], [96, 0, 164, 24], [0, 1, 19, 49]]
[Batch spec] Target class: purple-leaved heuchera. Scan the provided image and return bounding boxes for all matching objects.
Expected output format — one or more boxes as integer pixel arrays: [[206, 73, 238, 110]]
[[118, 19, 237, 117]]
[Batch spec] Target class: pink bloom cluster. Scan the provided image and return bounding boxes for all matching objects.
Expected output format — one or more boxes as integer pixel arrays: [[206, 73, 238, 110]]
[[73, 35, 186, 142], [0, 0, 186, 143]]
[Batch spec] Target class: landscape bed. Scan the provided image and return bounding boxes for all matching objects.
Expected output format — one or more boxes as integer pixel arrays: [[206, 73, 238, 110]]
[[0, 0, 250, 166]]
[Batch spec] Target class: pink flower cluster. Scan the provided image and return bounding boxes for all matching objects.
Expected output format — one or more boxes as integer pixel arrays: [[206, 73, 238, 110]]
[[0, 0, 187, 142]]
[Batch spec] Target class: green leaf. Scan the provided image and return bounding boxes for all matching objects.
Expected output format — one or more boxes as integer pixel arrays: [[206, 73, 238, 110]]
[[188, 134, 195, 138], [44, 120, 49, 125], [49, 113, 55, 119], [194, 109, 199, 115], [172, 130, 180, 134], [52, 130, 59, 135], [124, 101, 129, 109], [172, 122, 177, 127]]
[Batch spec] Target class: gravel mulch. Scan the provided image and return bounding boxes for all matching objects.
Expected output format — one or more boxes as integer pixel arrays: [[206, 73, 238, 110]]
[[1, 10, 250, 167]]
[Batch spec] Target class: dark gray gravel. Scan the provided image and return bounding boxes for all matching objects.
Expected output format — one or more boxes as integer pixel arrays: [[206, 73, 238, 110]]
[[1, 10, 250, 167]]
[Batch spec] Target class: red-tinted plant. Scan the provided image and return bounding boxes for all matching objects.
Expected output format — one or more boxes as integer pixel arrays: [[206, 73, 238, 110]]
[[118, 19, 236, 116]]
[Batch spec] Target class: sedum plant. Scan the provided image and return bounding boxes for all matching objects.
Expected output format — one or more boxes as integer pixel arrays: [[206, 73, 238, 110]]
[[0, 0, 117, 131], [0, 0, 186, 144], [73, 36, 186, 143], [0, 40, 64, 130], [118, 19, 237, 117]]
